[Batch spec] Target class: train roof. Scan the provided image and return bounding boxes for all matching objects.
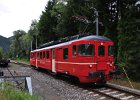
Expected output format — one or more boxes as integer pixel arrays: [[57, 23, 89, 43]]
[[79, 35, 111, 41], [31, 35, 112, 52]]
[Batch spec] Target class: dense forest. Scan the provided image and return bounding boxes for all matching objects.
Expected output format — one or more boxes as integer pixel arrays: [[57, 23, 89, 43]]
[[9, 0, 140, 81]]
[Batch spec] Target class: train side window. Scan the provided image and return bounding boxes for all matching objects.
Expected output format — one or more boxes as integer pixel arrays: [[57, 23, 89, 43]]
[[30, 53, 34, 58], [63, 48, 68, 60], [108, 45, 114, 56], [73, 45, 77, 56], [46, 51, 49, 59], [98, 46, 105, 56], [43, 52, 45, 58], [40, 52, 42, 59], [37, 52, 40, 59]]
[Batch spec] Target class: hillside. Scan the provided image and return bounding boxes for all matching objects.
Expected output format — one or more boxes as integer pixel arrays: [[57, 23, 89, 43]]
[[0, 35, 11, 53]]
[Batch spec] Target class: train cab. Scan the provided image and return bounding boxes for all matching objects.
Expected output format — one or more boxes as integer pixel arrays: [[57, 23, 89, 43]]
[[69, 36, 115, 83]]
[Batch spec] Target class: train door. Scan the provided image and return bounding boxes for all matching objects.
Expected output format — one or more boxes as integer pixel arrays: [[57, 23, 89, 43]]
[[52, 49, 56, 73], [97, 42, 107, 70], [35, 52, 38, 68]]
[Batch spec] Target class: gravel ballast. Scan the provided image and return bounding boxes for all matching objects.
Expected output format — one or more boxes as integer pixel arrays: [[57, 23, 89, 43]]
[[1, 63, 101, 100]]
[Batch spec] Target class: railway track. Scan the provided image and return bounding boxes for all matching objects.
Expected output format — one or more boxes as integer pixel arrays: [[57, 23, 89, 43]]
[[65, 81, 140, 100], [91, 84, 140, 100], [0, 63, 33, 94], [10, 61, 140, 100]]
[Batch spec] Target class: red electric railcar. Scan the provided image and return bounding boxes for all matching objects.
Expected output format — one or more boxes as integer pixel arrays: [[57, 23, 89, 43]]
[[30, 35, 116, 83]]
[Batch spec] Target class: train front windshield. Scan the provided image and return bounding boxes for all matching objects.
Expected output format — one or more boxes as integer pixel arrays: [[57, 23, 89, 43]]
[[108, 45, 114, 56], [77, 44, 114, 57], [78, 44, 94, 56], [98, 46, 105, 56]]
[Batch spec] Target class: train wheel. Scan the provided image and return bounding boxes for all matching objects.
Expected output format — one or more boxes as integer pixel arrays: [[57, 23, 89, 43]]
[[70, 76, 80, 84], [31, 65, 35, 69], [97, 81, 107, 86], [31, 65, 39, 70], [35, 66, 39, 70]]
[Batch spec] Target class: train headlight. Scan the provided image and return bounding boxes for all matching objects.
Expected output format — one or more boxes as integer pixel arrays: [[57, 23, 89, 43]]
[[89, 65, 93, 68], [110, 64, 113, 66]]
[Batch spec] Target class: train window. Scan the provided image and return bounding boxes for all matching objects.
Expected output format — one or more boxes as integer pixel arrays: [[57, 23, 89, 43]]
[[46, 51, 49, 59], [52, 49, 55, 59], [30, 53, 34, 58], [37, 52, 40, 59], [63, 48, 68, 60], [73, 45, 77, 56], [98, 46, 105, 56], [108, 45, 114, 56], [40, 52, 42, 59], [78, 44, 94, 56], [43, 52, 45, 58]]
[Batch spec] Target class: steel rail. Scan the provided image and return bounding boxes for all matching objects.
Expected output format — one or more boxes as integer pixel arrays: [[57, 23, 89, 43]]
[[106, 83, 140, 97]]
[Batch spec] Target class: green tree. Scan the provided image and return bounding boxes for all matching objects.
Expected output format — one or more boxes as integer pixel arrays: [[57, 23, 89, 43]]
[[38, 0, 58, 43], [10, 30, 26, 58], [28, 20, 39, 50], [117, 0, 140, 80]]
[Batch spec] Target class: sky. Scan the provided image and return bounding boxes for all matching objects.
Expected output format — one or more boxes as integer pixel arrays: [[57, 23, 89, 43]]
[[0, 0, 48, 38]]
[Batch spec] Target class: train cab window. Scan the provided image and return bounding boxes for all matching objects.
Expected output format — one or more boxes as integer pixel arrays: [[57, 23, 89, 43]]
[[46, 51, 49, 59], [63, 48, 68, 60], [73, 45, 77, 56], [78, 44, 94, 56], [40, 52, 42, 59], [98, 46, 105, 56], [108, 45, 114, 56]]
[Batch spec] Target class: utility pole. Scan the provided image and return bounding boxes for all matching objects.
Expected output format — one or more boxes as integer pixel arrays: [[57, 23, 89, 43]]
[[35, 35, 38, 68], [95, 10, 99, 36], [91, 7, 99, 36], [31, 41, 32, 51], [36, 37, 37, 49]]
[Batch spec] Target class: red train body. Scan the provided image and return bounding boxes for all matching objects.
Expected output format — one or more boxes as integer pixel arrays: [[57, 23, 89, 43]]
[[30, 35, 116, 83]]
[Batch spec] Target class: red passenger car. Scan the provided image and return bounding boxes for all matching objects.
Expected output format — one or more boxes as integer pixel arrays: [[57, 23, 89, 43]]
[[30, 35, 116, 83]]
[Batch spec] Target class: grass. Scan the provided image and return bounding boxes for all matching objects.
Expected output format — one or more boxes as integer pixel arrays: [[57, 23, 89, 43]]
[[15, 58, 29, 64], [0, 89, 39, 100], [0, 83, 39, 100]]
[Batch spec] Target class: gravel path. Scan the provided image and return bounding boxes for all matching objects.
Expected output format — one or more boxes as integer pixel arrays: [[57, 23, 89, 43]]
[[1, 63, 104, 100]]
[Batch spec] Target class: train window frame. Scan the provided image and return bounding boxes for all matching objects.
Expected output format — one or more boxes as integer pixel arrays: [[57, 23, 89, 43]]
[[52, 49, 55, 59], [63, 48, 68, 60], [46, 51, 50, 59], [72, 45, 77, 56], [108, 45, 114, 56], [43, 51, 45, 58], [37, 52, 40, 59], [40, 52, 42, 59], [78, 44, 94, 56], [98, 45, 105, 56], [30, 53, 34, 58]]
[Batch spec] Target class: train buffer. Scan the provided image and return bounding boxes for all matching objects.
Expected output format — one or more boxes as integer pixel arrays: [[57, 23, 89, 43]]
[[0, 75, 33, 95]]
